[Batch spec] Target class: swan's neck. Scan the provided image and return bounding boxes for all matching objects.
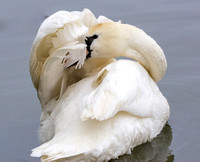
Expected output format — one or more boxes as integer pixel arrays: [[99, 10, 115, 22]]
[[121, 44, 167, 82], [96, 23, 167, 82], [83, 58, 116, 76], [115, 27, 167, 82]]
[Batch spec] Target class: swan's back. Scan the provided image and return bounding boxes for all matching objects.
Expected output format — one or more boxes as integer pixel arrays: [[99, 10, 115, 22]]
[[31, 60, 169, 161]]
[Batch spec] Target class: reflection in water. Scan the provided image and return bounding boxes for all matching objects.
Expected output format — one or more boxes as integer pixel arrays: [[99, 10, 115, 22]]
[[111, 123, 174, 162]]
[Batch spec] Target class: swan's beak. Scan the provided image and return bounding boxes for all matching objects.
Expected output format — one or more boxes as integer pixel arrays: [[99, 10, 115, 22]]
[[86, 49, 91, 59], [86, 49, 88, 55]]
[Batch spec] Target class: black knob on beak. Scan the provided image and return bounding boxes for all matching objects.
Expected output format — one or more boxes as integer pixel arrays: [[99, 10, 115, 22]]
[[85, 35, 98, 53], [85, 35, 98, 59]]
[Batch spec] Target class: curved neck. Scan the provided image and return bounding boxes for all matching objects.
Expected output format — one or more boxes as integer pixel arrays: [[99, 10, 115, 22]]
[[122, 47, 167, 82], [120, 34, 167, 82]]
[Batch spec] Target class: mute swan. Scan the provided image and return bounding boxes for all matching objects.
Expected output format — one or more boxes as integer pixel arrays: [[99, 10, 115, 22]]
[[30, 9, 169, 162]]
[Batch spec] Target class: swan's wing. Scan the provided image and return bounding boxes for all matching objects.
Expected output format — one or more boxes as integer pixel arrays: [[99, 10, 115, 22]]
[[30, 9, 97, 89], [30, 10, 74, 90], [29, 9, 100, 105], [81, 60, 164, 121]]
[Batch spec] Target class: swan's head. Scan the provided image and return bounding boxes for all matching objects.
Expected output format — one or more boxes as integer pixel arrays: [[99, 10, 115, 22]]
[[85, 22, 167, 82], [85, 23, 121, 59]]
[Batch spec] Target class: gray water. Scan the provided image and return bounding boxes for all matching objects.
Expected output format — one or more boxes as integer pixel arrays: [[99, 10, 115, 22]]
[[0, 0, 200, 161]]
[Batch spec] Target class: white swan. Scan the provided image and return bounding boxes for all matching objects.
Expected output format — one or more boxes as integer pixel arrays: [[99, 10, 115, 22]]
[[30, 9, 169, 162]]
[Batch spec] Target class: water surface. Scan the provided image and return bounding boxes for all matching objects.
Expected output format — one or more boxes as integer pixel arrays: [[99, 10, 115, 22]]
[[0, 0, 200, 161]]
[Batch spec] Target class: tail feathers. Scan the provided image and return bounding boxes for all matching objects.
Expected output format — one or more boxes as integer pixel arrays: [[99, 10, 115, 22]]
[[40, 153, 96, 162], [31, 140, 90, 162], [40, 152, 84, 162]]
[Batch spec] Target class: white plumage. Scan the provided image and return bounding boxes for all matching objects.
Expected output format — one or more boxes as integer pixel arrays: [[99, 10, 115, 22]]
[[30, 9, 170, 162]]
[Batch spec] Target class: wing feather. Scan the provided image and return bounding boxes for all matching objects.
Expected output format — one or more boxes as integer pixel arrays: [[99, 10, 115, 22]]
[[81, 60, 161, 121], [30, 9, 99, 90]]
